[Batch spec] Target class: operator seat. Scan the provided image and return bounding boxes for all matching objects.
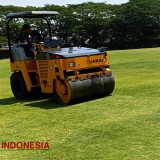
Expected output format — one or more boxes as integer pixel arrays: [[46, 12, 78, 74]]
[[11, 44, 34, 60]]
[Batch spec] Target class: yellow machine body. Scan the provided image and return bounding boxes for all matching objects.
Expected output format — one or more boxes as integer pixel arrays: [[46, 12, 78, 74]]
[[6, 11, 115, 104], [10, 44, 115, 104]]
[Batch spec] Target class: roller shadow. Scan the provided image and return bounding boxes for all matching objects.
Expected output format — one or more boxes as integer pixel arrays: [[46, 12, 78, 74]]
[[23, 94, 113, 109], [0, 97, 20, 106], [24, 98, 67, 109], [0, 94, 112, 109], [0, 96, 67, 109]]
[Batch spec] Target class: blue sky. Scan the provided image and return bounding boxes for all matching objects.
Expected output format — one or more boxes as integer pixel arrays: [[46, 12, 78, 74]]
[[1, 0, 129, 7]]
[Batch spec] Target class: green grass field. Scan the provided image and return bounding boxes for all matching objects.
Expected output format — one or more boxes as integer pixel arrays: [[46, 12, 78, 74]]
[[0, 48, 160, 160]]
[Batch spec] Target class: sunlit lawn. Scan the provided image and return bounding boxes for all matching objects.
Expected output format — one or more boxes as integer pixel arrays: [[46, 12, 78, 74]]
[[0, 48, 160, 159]]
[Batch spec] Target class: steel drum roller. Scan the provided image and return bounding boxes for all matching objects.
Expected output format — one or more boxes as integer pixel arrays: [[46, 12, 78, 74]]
[[55, 74, 115, 104]]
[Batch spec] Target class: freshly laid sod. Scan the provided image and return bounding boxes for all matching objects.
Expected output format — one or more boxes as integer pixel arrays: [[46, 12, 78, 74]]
[[0, 48, 160, 159]]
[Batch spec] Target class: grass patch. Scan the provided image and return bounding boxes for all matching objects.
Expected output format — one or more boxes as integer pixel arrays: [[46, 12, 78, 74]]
[[0, 48, 160, 159]]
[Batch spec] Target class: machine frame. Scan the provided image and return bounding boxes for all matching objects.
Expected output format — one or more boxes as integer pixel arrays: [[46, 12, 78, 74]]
[[6, 11, 115, 104]]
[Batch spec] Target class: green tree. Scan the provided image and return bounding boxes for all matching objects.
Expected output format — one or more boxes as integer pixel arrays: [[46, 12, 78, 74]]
[[110, 0, 160, 49], [67, 2, 117, 48]]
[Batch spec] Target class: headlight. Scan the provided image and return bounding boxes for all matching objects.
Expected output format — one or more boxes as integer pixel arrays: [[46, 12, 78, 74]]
[[106, 67, 110, 71], [69, 62, 75, 67], [103, 58, 106, 62]]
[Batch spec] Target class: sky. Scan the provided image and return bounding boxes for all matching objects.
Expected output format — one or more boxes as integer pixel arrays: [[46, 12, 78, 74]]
[[0, 0, 129, 7]]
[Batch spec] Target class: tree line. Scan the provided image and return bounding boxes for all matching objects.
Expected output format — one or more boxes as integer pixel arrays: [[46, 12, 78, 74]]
[[0, 0, 160, 50]]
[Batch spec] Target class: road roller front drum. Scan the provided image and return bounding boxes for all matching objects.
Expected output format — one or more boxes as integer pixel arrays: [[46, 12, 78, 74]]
[[54, 75, 115, 104]]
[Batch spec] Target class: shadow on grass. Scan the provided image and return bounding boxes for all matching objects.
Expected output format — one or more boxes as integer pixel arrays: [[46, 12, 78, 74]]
[[0, 97, 20, 106], [24, 98, 67, 109], [0, 96, 66, 109], [0, 94, 112, 109]]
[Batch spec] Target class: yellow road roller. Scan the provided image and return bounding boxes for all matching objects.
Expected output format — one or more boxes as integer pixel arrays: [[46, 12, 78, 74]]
[[6, 11, 115, 104]]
